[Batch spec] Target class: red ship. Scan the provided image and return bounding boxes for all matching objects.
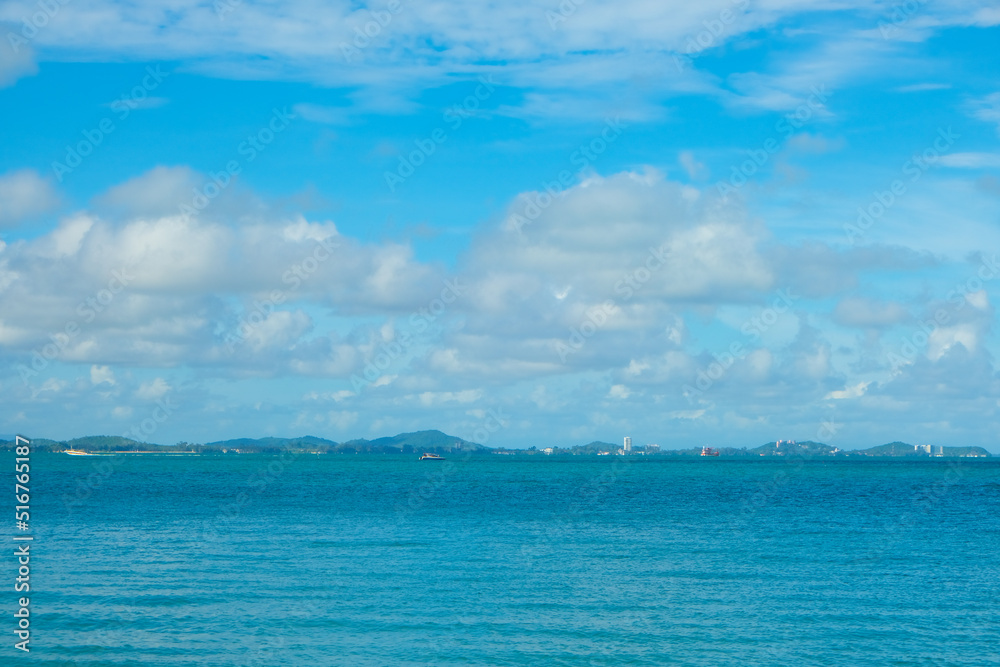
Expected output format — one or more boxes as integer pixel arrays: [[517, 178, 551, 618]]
[[700, 446, 720, 456]]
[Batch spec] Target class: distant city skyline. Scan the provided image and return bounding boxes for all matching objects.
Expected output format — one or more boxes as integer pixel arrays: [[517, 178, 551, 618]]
[[1, 2, 999, 451]]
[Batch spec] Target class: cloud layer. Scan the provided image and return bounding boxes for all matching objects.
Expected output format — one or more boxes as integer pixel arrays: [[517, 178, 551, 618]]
[[2, 164, 995, 448]]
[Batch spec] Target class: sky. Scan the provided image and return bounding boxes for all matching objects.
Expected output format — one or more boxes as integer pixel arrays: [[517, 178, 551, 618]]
[[0, 0, 999, 451]]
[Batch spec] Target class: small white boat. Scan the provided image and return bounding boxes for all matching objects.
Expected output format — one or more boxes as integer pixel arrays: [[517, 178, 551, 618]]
[[63, 449, 92, 456], [419, 452, 445, 460]]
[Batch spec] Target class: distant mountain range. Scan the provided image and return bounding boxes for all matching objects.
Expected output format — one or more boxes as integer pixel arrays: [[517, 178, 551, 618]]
[[0, 430, 484, 454], [0, 432, 991, 457], [561, 439, 989, 458], [668, 440, 989, 458]]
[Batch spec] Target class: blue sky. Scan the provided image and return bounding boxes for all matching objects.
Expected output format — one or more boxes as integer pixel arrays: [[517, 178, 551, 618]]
[[1, 0, 999, 450]]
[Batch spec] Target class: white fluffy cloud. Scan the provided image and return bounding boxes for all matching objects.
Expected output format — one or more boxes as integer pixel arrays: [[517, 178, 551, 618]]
[[0, 167, 446, 377], [94, 166, 204, 218], [397, 170, 775, 380], [0, 169, 59, 227], [1, 164, 996, 448], [90, 365, 115, 385]]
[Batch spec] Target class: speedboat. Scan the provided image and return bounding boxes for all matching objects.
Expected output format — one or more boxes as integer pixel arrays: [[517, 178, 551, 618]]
[[419, 453, 445, 460]]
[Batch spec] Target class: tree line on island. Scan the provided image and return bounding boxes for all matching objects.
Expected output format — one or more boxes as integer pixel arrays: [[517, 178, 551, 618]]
[[0, 431, 991, 457]]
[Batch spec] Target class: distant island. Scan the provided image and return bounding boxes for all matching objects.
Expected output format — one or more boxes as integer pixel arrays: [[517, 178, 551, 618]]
[[0, 432, 991, 457]]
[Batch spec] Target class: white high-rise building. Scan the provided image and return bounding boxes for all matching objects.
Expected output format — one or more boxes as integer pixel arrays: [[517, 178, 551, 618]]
[[623, 436, 632, 452]]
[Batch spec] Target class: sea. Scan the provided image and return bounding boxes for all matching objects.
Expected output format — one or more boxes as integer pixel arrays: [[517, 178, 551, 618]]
[[9, 452, 1000, 666]]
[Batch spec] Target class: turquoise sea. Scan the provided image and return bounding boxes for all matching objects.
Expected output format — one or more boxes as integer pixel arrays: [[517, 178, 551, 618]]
[[10, 453, 1000, 665]]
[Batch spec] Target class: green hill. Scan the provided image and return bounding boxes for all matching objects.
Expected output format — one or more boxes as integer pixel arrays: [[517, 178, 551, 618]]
[[0, 437, 63, 451], [940, 446, 990, 457], [207, 430, 481, 454], [856, 442, 990, 457], [750, 440, 839, 456], [64, 436, 151, 451], [858, 441, 917, 456], [361, 430, 483, 453], [204, 436, 339, 452], [0, 436, 151, 452]]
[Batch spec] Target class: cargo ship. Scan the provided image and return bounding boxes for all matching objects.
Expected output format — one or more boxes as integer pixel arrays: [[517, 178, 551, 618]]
[[701, 446, 720, 457]]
